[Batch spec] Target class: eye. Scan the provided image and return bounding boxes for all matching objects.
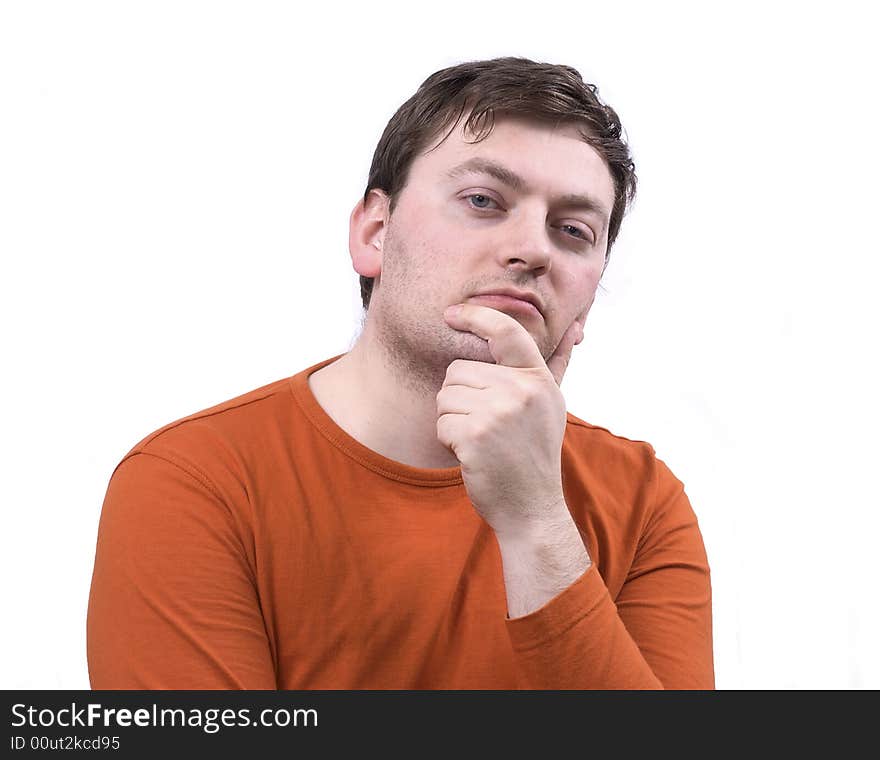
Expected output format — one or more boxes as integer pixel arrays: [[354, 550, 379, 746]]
[[464, 193, 500, 210], [464, 194, 596, 246], [560, 224, 596, 245]]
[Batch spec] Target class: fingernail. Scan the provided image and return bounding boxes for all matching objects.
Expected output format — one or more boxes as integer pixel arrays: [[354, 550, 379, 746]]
[[445, 304, 463, 317]]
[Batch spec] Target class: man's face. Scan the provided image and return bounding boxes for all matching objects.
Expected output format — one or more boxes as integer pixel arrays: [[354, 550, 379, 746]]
[[366, 113, 616, 376]]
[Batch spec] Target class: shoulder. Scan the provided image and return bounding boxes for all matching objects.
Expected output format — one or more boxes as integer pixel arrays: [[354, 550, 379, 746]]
[[562, 410, 691, 504], [560, 411, 692, 536], [110, 375, 295, 486], [562, 411, 661, 480]]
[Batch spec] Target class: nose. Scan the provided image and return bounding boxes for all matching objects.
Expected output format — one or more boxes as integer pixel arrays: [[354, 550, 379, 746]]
[[493, 205, 553, 274]]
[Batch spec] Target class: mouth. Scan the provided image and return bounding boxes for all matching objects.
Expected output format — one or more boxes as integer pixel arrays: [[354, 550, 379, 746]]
[[467, 290, 544, 319]]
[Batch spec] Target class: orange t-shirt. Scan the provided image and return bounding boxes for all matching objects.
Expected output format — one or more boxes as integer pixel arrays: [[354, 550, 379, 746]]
[[87, 353, 714, 689]]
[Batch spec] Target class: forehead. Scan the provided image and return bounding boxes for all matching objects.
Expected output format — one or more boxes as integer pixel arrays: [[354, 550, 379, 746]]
[[413, 113, 615, 211]]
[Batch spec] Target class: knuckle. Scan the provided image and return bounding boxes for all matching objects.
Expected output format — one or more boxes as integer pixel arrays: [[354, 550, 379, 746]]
[[471, 422, 491, 443], [436, 416, 450, 441], [513, 381, 534, 405], [447, 359, 464, 373]]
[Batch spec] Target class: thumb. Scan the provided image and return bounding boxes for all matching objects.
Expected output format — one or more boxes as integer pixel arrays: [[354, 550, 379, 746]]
[[546, 319, 584, 386]]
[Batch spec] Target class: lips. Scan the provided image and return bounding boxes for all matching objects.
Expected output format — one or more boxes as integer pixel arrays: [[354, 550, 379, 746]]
[[470, 288, 544, 316]]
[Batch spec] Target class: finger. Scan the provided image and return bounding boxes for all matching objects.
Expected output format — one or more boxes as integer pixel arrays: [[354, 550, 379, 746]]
[[443, 303, 545, 369], [546, 317, 585, 386], [443, 358, 517, 390], [436, 383, 483, 415], [437, 411, 468, 456]]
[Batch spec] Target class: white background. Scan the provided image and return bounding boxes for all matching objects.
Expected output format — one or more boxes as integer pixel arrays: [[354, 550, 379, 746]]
[[2, 1, 877, 689]]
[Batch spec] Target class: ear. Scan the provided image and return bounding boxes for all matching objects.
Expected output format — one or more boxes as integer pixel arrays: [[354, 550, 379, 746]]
[[349, 189, 390, 278]]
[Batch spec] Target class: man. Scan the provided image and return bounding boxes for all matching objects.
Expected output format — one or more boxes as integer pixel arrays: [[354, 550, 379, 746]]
[[87, 56, 714, 689]]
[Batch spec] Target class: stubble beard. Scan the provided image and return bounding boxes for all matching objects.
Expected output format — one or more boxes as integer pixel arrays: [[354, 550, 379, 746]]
[[372, 300, 499, 401], [368, 234, 500, 398], [368, 229, 558, 398]]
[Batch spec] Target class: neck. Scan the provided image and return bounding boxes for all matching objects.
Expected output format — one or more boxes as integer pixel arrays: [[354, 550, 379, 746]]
[[307, 317, 462, 470]]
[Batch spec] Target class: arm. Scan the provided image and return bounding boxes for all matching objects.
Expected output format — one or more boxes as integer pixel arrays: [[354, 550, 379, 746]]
[[494, 501, 592, 620], [436, 304, 712, 688], [502, 456, 714, 690], [87, 452, 277, 689]]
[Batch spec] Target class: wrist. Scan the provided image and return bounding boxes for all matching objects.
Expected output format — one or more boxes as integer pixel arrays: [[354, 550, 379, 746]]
[[494, 500, 591, 573], [494, 505, 592, 619], [490, 495, 570, 545]]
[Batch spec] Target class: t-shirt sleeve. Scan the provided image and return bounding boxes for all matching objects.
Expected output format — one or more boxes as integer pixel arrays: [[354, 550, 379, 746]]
[[87, 451, 277, 689], [505, 454, 714, 689]]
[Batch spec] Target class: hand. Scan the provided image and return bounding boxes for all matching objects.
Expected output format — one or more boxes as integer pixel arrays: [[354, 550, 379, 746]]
[[437, 303, 585, 538]]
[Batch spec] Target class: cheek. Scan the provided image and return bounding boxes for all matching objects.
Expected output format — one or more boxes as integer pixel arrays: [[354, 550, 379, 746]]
[[399, 209, 459, 263], [564, 265, 601, 307]]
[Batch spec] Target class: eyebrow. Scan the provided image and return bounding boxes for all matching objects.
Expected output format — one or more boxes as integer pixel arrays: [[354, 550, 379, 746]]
[[444, 157, 611, 233]]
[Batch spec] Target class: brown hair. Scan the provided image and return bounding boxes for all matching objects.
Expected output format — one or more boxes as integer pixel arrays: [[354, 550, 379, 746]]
[[359, 56, 637, 310]]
